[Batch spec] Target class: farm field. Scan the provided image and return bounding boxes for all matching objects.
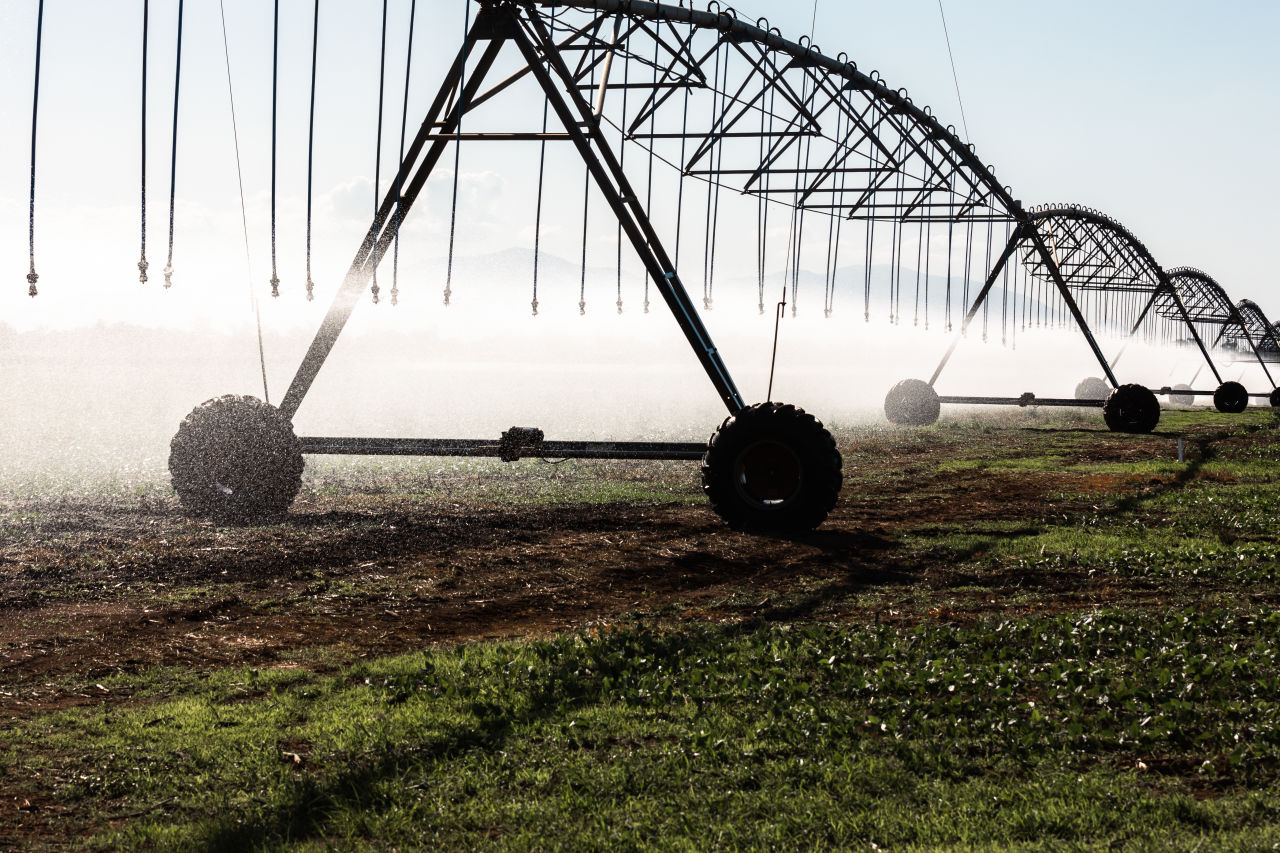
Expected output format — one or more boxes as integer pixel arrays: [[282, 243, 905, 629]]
[[3, 407, 1280, 850]]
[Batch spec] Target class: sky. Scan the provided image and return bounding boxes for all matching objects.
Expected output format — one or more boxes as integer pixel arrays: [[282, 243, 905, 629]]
[[0, 2, 1278, 395], [2, 0, 1277, 446], [2, 0, 1278, 332]]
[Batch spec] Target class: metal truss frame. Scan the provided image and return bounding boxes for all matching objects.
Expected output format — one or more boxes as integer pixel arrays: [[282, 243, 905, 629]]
[[924, 204, 1256, 405], [1162, 268, 1275, 386], [1232, 299, 1280, 365], [273, 0, 1256, 450]]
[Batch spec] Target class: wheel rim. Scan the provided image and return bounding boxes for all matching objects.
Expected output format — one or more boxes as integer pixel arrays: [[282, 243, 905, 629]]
[[733, 440, 803, 509]]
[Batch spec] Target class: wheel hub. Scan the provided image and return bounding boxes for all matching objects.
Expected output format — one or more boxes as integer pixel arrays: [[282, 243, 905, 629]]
[[734, 440, 802, 507]]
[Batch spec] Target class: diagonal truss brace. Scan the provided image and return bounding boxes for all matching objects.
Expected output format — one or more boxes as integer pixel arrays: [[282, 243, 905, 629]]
[[928, 224, 1121, 389], [279, 2, 745, 423], [1109, 281, 1223, 385]]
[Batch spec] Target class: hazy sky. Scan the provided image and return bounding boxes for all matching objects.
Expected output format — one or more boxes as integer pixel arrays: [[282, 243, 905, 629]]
[[1, 0, 1278, 333]]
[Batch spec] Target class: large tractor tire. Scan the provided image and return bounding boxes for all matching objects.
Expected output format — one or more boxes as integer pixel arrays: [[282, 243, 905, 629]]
[[169, 395, 304, 523], [1213, 381, 1248, 414], [1270, 387, 1280, 409], [701, 402, 842, 533], [1102, 384, 1160, 434], [884, 378, 941, 426]]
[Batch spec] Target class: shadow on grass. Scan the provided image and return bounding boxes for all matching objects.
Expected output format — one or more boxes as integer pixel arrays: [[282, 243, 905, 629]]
[[1102, 436, 1211, 517], [184, 628, 723, 851], [698, 527, 918, 625]]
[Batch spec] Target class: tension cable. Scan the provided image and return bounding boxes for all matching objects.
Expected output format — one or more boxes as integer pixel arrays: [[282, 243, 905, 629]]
[[218, 0, 270, 404], [936, 0, 970, 142]]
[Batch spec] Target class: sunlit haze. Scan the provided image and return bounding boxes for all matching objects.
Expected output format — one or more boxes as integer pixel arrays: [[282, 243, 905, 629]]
[[2, 0, 1278, 471]]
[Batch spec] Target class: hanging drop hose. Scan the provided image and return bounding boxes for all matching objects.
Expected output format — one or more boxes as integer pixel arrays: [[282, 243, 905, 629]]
[[701, 43, 721, 312], [304, 0, 319, 301], [766, 282, 787, 403], [218, 0, 270, 405], [164, 0, 185, 289], [767, 194, 801, 403], [371, 0, 389, 304], [26, 0, 45, 297], [615, 34, 629, 315], [444, 0, 473, 307], [269, 0, 280, 297], [579, 165, 589, 314], [531, 99, 548, 316], [391, 0, 418, 308], [138, 0, 150, 284], [643, 28, 660, 315]]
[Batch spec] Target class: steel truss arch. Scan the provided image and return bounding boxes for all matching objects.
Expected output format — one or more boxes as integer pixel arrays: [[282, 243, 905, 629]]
[[1162, 268, 1275, 384], [1018, 204, 1221, 383], [1234, 299, 1280, 362], [263, 0, 1276, 499], [279, 0, 1078, 421], [499, 0, 1027, 227], [924, 203, 1223, 399]]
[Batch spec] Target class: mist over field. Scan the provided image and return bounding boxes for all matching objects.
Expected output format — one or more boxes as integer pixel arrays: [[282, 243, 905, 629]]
[[1, 248, 1239, 492]]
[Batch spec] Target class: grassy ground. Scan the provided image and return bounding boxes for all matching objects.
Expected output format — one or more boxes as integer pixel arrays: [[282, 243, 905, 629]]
[[3, 406, 1280, 850]]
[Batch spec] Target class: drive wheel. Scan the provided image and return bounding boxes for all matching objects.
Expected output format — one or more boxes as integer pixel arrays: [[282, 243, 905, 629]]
[[1167, 384, 1194, 407], [1213, 381, 1248, 414], [884, 378, 941, 426], [1270, 388, 1280, 409], [701, 402, 842, 533], [1074, 377, 1110, 401], [1102, 384, 1160, 434], [169, 395, 304, 523]]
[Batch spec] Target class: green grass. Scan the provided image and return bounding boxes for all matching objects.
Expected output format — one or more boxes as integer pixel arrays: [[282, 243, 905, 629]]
[[8, 408, 1280, 849], [300, 456, 704, 507], [5, 611, 1280, 850]]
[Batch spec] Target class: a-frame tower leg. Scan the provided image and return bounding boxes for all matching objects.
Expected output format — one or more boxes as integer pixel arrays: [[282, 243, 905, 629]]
[[279, 3, 745, 423], [926, 223, 1121, 390]]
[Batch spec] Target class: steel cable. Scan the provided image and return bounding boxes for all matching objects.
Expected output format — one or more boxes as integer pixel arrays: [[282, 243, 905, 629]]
[[218, 0, 270, 403]]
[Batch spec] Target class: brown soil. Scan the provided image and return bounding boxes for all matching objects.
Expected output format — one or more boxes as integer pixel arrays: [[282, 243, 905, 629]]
[[2, 419, 1233, 728]]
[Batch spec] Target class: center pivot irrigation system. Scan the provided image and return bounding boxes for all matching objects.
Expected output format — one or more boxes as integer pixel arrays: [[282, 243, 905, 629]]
[[151, 0, 1280, 531], [19, 0, 1280, 532], [884, 206, 1280, 432]]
